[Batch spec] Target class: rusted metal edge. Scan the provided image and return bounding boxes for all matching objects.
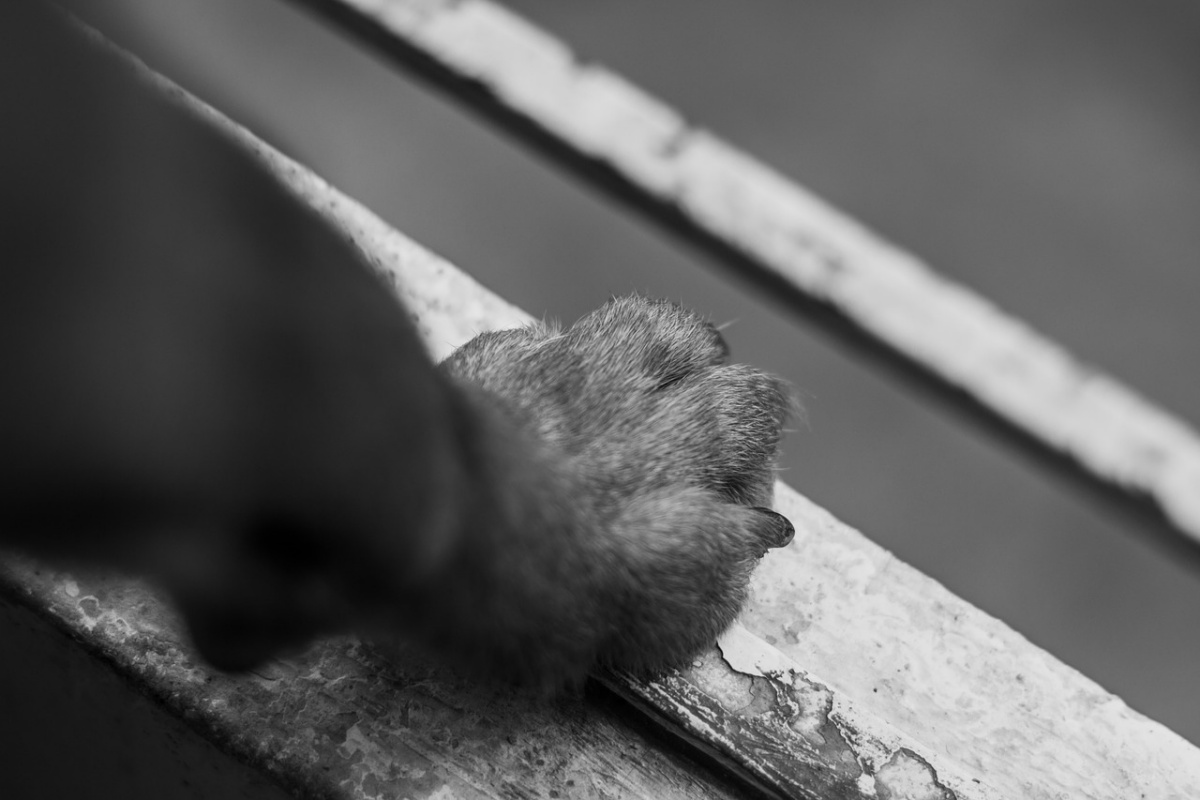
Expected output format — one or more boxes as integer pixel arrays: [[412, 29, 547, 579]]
[[280, 0, 1200, 559], [18, 13, 1197, 800]]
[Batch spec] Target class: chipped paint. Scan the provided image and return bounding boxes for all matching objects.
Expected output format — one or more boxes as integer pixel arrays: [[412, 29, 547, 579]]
[[875, 751, 954, 800], [601, 624, 978, 800]]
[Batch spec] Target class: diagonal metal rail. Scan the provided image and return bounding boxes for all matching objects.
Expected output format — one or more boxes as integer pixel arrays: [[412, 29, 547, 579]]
[[284, 0, 1200, 559]]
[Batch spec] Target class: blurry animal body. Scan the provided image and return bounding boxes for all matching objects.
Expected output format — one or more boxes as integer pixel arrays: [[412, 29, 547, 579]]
[[0, 2, 794, 690]]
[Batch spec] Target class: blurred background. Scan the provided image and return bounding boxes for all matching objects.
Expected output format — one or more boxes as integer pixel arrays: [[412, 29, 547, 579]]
[[74, 0, 1200, 744]]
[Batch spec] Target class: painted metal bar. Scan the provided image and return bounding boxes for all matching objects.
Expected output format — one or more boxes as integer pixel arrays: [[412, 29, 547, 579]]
[[281, 0, 1200, 559]]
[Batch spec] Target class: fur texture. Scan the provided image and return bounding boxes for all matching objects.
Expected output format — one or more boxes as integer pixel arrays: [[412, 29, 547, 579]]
[[417, 296, 796, 687]]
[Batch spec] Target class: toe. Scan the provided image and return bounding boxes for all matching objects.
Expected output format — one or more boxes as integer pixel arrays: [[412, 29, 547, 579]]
[[684, 366, 795, 505], [570, 296, 728, 388]]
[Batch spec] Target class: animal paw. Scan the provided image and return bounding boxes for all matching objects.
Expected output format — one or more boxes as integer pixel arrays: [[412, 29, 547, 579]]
[[440, 295, 796, 682]]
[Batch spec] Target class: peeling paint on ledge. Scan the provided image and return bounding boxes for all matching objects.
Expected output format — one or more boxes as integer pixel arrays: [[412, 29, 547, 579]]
[[600, 625, 978, 800]]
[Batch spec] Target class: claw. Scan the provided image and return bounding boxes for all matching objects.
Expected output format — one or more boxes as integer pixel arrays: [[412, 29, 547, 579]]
[[750, 507, 795, 550]]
